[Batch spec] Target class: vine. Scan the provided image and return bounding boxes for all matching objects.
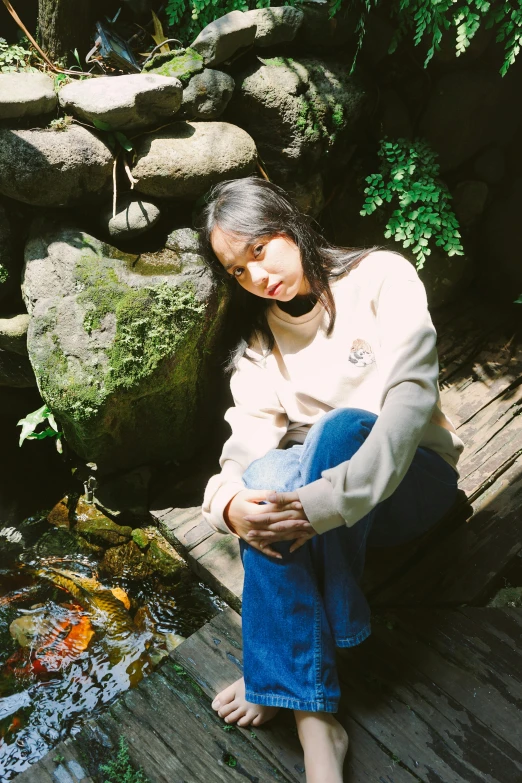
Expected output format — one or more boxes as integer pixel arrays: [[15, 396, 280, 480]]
[[360, 138, 464, 269]]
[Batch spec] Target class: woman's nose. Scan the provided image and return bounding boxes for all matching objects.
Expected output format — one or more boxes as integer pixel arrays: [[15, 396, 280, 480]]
[[248, 262, 268, 286]]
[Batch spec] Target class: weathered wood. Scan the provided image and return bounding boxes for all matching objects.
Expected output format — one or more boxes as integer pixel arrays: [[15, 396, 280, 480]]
[[439, 324, 522, 427], [370, 610, 522, 754], [156, 506, 214, 552], [371, 456, 522, 606], [338, 609, 522, 783], [17, 740, 95, 782], [57, 653, 295, 783], [172, 608, 420, 783]]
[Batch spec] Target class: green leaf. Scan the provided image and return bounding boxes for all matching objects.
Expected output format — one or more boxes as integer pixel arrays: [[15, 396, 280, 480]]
[[114, 131, 134, 152], [17, 405, 50, 447], [92, 118, 113, 131], [514, 295, 522, 304]]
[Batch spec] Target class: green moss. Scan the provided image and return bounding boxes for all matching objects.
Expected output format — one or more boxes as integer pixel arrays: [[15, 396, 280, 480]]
[[0, 263, 8, 284], [131, 529, 149, 550], [264, 56, 294, 67], [108, 283, 204, 391], [143, 47, 204, 85], [332, 102, 345, 129], [77, 252, 126, 334], [488, 586, 522, 608], [38, 250, 205, 423]]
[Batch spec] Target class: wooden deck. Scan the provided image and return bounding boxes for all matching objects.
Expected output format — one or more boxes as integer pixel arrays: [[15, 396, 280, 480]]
[[18, 606, 522, 782], [16, 289, 522, 782]]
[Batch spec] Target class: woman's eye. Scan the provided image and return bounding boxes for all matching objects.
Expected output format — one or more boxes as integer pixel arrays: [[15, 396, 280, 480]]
[[233, 267, 244, 278], [253, 244, 264, 257]]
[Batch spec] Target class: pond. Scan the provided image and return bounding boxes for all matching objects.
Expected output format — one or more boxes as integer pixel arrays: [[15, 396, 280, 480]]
[[0, 388, 223, 781]]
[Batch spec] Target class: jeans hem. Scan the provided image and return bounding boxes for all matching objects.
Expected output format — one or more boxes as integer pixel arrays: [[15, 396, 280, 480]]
[[244, 690, 339, 712], [335, 624, 371, 648]]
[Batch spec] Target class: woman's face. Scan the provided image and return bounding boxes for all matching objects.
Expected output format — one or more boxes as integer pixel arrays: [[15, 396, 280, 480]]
[[210, 226, 310, 301]]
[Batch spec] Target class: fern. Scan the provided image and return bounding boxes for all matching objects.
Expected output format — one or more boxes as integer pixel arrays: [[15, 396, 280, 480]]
[[100, 737, 149, 783], [333, 0, 522, 77], [360, 138, 464, 269]]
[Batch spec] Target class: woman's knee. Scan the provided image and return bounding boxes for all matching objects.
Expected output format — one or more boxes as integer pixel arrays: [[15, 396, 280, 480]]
[[242, 447, 302, 492], [307, 408, 377, 450], [301, 408, 378, 479]]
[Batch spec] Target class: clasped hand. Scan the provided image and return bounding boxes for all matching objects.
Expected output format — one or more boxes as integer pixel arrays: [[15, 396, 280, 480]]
[[224, 489, 316, 559]]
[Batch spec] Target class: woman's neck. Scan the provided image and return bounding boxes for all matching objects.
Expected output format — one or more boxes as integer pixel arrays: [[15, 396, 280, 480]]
[[277, 294, 317, 318]]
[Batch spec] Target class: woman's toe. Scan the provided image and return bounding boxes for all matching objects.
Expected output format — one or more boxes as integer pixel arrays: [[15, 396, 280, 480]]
[[218, 700, 238, 718], [224, 707, 244, 724], [237, 712, 255, 727]]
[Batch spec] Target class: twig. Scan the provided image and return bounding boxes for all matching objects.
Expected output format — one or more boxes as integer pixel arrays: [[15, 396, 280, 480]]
[[1, 0, 93, 76], [256, 161, 270, 181], [112, 151, 120, 218], [123, 155, 139, 189]]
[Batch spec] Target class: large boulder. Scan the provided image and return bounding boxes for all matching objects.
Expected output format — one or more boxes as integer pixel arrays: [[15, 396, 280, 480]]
[[132, 121, 257, 199], [58, 74, 183, 132], [0, 73, 57, 119], [226, 57, 369, 182], [190, 10, 257, 67], [180, 69, 235, 119], [419, 68, 522, 173], [22, 220, 228, 474], [0, 126, 113, 207], [246, 6, 304, 47]]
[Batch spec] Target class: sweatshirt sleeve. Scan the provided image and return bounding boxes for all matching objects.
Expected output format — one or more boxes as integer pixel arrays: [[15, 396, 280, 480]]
[[202, 348, 289, 534], [297, 255, 439, 534]]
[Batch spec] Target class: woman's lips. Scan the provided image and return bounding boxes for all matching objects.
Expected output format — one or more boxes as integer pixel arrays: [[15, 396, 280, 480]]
[[267, 282, 283, 297]]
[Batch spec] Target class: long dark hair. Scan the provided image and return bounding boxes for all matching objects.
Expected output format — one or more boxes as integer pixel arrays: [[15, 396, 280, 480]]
[[195, 177, 378, 364]]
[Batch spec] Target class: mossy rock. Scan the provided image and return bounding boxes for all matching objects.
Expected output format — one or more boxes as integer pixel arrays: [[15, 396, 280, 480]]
[[225, 56, 370, 182], [131, 528, 149, 550], [22, 219, 228, 474], [74, 509, 132, 547], [142, 48, 204, 86]]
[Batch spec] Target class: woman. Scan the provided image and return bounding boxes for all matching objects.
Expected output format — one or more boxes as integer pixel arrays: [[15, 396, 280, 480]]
[[196, 177, 463, 782]]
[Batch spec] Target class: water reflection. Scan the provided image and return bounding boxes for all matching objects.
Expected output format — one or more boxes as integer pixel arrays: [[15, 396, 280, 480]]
[[0, 525, 223, 780]]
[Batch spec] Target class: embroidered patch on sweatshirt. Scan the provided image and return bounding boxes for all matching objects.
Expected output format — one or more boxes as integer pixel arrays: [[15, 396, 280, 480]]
[[348, 339, 375, 367]]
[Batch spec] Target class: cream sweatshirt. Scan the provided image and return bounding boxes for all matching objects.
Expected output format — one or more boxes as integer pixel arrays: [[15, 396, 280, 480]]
[[202, 250, 464, 535]]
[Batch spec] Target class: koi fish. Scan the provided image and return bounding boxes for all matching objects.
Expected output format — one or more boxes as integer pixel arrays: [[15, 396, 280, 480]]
[[7, 607, 95, 675], [36, 567, 136, 641]]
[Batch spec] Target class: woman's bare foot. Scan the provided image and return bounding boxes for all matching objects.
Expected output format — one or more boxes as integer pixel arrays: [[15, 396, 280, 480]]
[[211, 677, 279, 727], [295, 711, 349, 783]]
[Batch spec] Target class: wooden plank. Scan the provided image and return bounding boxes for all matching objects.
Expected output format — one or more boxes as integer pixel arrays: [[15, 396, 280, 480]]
[[371, 456, 522, 606], [456, 383, 522, 497], [156, 506, 215, 552], [69, 656, 294, 783], [369, 610, 522, 754], [439, 325, 522, 427], [17, 741, 95, 783], [173, 608, 419, 783], [173, 608, 305, 783], [187, 533, 243, 610], [458, 607, 522, 653], [339, 611, 522, 783]]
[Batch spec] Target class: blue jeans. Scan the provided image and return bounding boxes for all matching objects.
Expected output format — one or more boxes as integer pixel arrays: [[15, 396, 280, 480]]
[[240, 408, 458, 712]]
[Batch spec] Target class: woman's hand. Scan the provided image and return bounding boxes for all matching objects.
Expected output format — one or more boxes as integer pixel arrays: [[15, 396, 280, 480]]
[[225, 490, 316, 558]]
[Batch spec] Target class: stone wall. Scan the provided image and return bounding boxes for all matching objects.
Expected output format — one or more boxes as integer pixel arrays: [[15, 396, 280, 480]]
[[0, 2, 520, 482]]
